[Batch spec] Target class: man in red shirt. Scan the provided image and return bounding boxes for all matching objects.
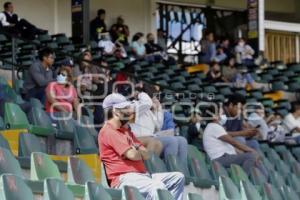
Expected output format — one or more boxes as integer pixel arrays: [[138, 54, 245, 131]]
[[99, 93, 185, 200]]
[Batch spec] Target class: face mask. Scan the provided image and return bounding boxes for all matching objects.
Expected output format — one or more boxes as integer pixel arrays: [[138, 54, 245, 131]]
[[56, 74, 67, 84], [219, 114, 227, 125], [239, 42, 245, 46]]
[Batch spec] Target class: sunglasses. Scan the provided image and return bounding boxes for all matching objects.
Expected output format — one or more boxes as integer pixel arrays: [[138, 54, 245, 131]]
[[58, 72, 67, 77]]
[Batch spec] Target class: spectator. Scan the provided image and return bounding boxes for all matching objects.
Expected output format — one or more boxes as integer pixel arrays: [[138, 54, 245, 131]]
[[23, 48, 55, 103], [206, 62, 225, 83], [187, 113, 203, 149], [232, 66, 256, 89], [45, 66, 79, 114], [199, 31, 216, 64], [0, 2, 46, 40], [203, 104, 267, 176], [222, 57, 238, 82], [130, 91, 188, 169], [90, 9, 107, 41], [157, 28, 167, 51], [99, 93, 185, 200], [220, 38, 232, 58], [131, 32, 146, 60], [235, 38, 255, 66], [212, 46, 227, 64], [223, 94, 261, 150], [110, 16, 130, 45], [145, 33, 163, 54], [98, 33, 127, 59], [283, 102, 300, 143]]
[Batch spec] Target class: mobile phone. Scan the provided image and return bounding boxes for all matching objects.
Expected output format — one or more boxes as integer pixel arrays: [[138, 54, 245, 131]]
[[255, 124, 261, 129]]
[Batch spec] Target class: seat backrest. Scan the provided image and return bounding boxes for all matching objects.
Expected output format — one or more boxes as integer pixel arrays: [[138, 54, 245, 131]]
[[187, 193, 204, 200], [0, 174, 34, 200], [18, 134, 46, 157], [0, 147, 23, 177], [165, 155, 190, 177], [229, 164, 249, 186], [30, 152, 61, 181], [189, 157, 212, 180], [282, 185, 300, 200], [0, 134, 11, 152], [219, 176, 241, 199], [0, 116, 5, 130], [74, 125, 98, 154], [250, 167, 267, 186], [68, 157, 95, 185], [29, 98, 44, 109], [123, 185, 145, 200], [27, 107, 54, 129], [44, 178, 74, 200], [4, 102, 29, 129], [55, 112, 76, 139], [211, 161, 228, 179], [84, 181, 112, 200], [157, 189, 175, 200], [240, 180, 262, 200], [144, 153, 167, 174], [187, 145, 206, 162], [263, 183, 283, 200]]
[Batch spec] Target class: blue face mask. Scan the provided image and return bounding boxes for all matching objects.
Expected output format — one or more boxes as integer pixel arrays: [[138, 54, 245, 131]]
[[219, 114, 228, 126], [56, 74, 67, 84]]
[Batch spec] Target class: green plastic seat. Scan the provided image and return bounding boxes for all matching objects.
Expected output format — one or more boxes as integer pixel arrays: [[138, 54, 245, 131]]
[[4, 102, 30, 130], [262, 183, 284, 200], [240, 180, 262, 200], [249, 167, 267, 187], [269, 171, 285, 189], [0, 147, 23, 177], [144, 153, 168, 174], [55, 112, 76, 139], [74, 125, 98, 154], [0, 117, 4, 130], [84, 181, 112, 200], [187, 145, 207, 163], [266, 149, 281, 163], [211, 161, 229, 180], [29, 98, 44, 109], [0, 174, 34, 200], [218, 86, 233, 96], [27, 107, 55, 136], [291, 162, 300, 177], [229, 164, 250, 187], [286, 173, 300, 194], [123, 185, 145, 200], [188, 158, 218, 188], [44, 178, 74, 200], [0, 134, 11, 152], [18, 133, 46, 157], [187, 193, 204, 200], [68, 157, 95, 185], [271, 81, 286, 91], [156, 189, 175, 200], [282, 185, 300, 200], [274, 159, 290, 177], [218, 176, 241, 200]]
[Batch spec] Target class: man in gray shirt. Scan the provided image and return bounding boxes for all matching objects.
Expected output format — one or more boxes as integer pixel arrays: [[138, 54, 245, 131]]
[[23, 48, 55, 103]]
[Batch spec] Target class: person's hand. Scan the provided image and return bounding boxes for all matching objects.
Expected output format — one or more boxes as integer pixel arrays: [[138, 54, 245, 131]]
[[241, 129, 258, 137], [245, 148, 261, 162]]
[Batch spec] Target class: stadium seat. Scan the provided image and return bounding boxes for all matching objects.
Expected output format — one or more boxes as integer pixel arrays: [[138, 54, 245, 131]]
[[156, 189, 174, 200], [266, 149, 281, 162], [240, 180, 262, 200], [286, 173, 300, 194], [84, 181, 113, 200], [67, 156, 95, 185], [188, 158, 218, 188], [0, 174, 34, 200], [218, 176, 241, 200], [0, 147, 23, 177], [262, 183, 284, 200], [4, 102, 29, 130], [43, 178, 74, 200], [27, 107, 56, 136], [74, 125, 98, 154], [123, 185, 145, 200], [274, 159, 290, 177], [55, 112, 76, 139], [0, 117, 4, 130], [292, 162, 300, 177], [144, 153, 168, 173], [282, 185, 300, 200], [269, 171, 285, 189], [29, 98, 44, 109], [211, 161, 229, 179], [187, 145, 207, 163], [281, 151, 297, 166], [249, 167, 268, 187], [18, 133, 46, 157], [187, 193, 204, 200], [229, 164, 250, 187], [0, 134, 10, 152]]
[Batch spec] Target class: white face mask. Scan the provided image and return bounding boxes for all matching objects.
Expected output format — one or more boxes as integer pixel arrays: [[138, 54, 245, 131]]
[[56, 74, 67, 84], [239, 42, 245, 46], [219, 114, 228, 125]]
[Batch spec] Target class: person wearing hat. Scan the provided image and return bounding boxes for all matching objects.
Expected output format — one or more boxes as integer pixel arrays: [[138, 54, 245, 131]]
[[99, 93, 185, 200]]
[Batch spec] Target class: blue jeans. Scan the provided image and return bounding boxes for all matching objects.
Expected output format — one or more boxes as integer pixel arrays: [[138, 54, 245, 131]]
[[157, 136, 188, 170], [235, 136, 260, 150], [117, 172, 185, 200]]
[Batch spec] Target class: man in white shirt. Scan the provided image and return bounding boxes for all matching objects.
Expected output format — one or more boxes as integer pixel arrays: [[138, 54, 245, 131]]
[[203, 105, 267, 176], [0, 2, 46, 39], [283, 102, 300, 143]]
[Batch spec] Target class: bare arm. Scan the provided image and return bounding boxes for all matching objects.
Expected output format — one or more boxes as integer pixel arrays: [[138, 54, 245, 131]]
[[228, 129, 257, 138], [123, 145, 149, 161]]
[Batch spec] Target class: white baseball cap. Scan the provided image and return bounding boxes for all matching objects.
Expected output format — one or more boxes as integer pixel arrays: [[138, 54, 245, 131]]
[[102, 93, 133, 109]]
